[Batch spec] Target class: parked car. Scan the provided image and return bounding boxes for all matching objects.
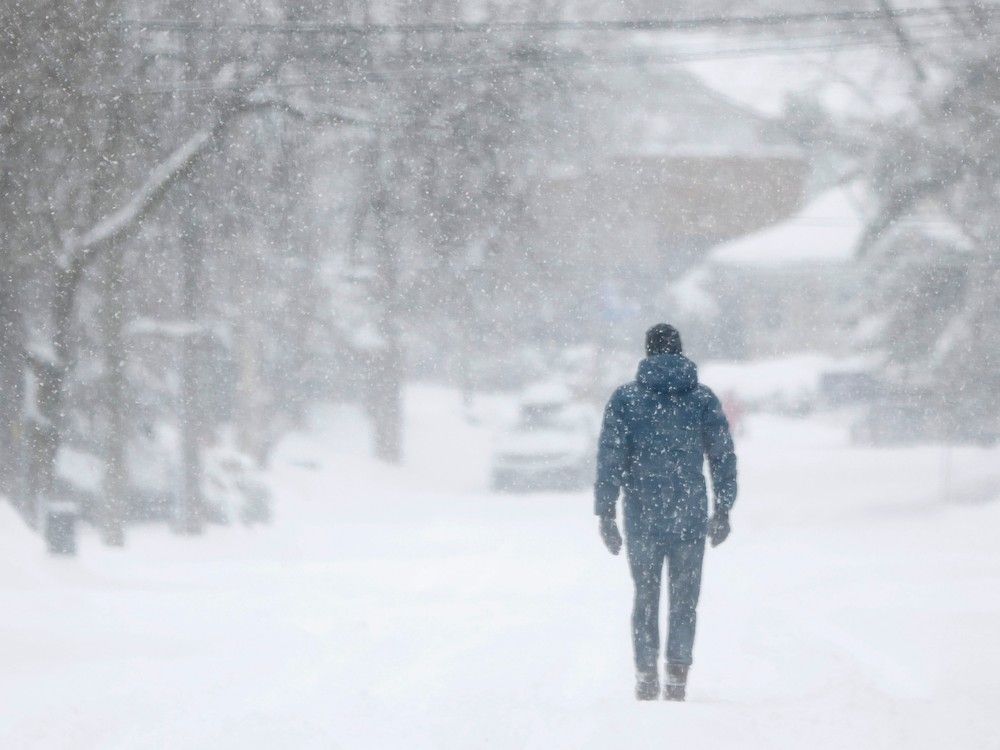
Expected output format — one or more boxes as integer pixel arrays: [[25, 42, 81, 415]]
[[850, 397, 934, 446], [819, 369, 880, 408], [491, 384, 597, 492]]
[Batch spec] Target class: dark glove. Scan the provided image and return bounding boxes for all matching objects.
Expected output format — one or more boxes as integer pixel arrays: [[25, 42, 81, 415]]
[[708, 511, 731, 547], [599, 516, 622, 556]]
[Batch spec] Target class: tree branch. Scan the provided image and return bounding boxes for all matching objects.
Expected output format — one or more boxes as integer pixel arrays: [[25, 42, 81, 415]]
[[69, 127, 214, 263], [60, 62, 284, 274], [877, 0, 926, 82], [237, 96, 373, 127]]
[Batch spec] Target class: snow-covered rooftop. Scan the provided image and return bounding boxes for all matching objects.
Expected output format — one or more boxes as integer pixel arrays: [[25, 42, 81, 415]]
[[709, 182, 867, 267], [871, 203, 975, 255], [671, 35, 918, 121]]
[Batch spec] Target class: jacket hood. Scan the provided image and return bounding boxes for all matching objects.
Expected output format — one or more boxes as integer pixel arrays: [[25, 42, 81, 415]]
[[636, 354, 699, 395]]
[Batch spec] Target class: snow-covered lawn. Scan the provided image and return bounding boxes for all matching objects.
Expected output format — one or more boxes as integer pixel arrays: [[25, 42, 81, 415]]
[[3, 386, 1000, 749]]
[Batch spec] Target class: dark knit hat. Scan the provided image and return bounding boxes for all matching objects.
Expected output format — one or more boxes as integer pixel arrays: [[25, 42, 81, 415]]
[[645, 324, 683, 356]]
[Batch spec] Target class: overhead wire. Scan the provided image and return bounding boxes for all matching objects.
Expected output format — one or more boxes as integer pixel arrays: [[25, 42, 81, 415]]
[[20, 6, 994, 99], [121, 3, 1000, 36], [87, 23, 988, 99]]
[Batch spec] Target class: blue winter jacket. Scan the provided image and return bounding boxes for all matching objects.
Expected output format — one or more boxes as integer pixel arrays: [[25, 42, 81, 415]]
[[594, 354, 737, 539]]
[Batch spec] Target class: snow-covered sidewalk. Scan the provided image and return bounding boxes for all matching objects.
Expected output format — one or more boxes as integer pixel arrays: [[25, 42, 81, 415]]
[[3, 388, 1000, 749]]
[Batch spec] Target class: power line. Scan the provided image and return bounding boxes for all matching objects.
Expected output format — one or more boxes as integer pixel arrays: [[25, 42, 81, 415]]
[[84, 29, 981, 98], [82, 24, 981, 99], [124, 3, 1000, 36]]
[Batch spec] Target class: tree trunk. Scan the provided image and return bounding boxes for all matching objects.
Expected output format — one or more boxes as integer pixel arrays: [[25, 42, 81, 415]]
[[26, 264, 78, 550], [176, 230, 205, 534], [371, 180, 403, 464], [100, 246, 127, 546], [0, 263, 25, 505], [371, 338, 402, 464], [235, 303, 269, 466]]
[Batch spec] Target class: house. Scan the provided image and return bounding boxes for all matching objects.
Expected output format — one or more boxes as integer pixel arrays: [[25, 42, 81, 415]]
[[670, 182, 868, 359], [529, 66, 808, 336]]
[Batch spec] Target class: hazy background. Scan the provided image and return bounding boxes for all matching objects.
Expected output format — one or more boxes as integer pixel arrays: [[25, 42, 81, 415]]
[[2, 1, 999, 747]]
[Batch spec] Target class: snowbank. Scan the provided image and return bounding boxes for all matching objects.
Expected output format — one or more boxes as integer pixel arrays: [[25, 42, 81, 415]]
[[0, 500, 51, 586], [3, 388, 1000, 749]]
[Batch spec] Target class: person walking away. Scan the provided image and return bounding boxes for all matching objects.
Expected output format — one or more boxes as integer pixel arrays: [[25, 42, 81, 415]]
[[595, 324, 738, 701]]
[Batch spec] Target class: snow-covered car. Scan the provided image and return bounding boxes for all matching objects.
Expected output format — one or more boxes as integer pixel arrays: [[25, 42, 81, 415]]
[[490, 384, 597, 492]]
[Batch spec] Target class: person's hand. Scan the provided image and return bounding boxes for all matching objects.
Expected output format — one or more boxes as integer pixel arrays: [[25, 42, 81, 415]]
[[708, 511, 731, 547], [599, 516, 622, 556]]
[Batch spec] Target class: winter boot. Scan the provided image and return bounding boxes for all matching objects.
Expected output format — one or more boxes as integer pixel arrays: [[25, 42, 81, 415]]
[[635, 670, 659, 701], [663, 664, 688, 701]]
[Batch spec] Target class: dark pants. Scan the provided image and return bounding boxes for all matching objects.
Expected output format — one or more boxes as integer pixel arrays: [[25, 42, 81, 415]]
[[626, 533, 705, 671]]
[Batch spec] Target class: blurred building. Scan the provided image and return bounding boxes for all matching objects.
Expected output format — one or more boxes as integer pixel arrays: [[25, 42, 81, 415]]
[[671, 183, 868, 359], [532, 66, 808, 337]]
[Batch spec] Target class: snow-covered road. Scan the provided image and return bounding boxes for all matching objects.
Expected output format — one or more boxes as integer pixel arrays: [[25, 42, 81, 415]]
[[3, 388, 1000, 749]]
